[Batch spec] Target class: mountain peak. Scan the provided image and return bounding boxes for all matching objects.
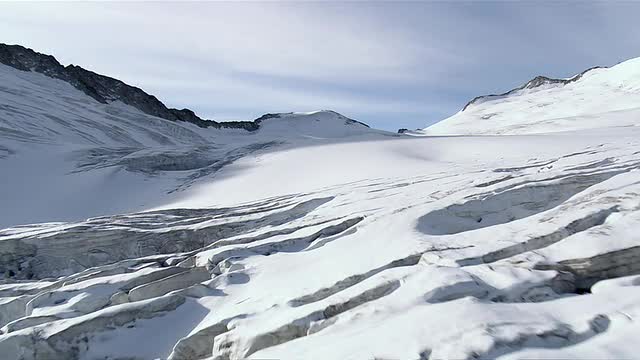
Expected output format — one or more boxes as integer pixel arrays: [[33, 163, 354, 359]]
[[254, 110, 369, 128], [0, 43, 259, 131], [423, 56, 640, 135], [0, 44, 374, 135], [461, 66, 604, 112]]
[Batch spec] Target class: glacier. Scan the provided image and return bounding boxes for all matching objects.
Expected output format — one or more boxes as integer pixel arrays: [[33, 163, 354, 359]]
[[1, 48, 640, 360]]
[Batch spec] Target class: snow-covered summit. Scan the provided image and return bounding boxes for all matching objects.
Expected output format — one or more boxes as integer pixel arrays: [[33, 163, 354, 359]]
[[423, 56, 640, 135], [254, 110, 380, 138]]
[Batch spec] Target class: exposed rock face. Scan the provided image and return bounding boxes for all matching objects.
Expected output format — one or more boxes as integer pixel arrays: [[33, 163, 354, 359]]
[[461, 66, 604, 111], [0, 44, 68, 79], [0, 43, 259, 130]]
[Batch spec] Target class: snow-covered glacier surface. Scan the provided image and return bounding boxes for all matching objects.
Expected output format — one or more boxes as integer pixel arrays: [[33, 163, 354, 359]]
[[2, 59, 640, 359]]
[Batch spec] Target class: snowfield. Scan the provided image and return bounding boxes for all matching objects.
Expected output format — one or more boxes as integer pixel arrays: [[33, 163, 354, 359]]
[[1, 56, 640, 360], [0, 63, 389, 227]]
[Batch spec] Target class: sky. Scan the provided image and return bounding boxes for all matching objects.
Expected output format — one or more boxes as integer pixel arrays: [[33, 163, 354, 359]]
[[1, 1, 640, 131]]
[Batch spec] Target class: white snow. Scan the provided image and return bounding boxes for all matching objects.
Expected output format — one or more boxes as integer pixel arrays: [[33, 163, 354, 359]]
[[0, 63, 387, 227], [2, 58, 640, 359], [422, 57, 640, 135]]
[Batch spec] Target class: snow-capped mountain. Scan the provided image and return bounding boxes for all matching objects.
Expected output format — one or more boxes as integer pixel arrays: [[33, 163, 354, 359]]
[[423, 57, 640, 135], [0, 44, 260, 130], [1, 45, 640, 360], [0, 44, 387, 227]]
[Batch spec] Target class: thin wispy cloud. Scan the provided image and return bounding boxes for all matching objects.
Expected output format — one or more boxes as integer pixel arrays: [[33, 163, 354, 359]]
[[1, 1, 639, 130]]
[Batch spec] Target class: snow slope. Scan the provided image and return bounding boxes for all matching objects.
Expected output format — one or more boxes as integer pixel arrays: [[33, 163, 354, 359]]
[[2, 54, 640, 360], [0, 63, 387, 227], [423, 56, 640, 135]]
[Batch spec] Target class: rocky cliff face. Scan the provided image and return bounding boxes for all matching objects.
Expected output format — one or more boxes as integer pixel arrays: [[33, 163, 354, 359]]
[[0, 43, 259, 130]]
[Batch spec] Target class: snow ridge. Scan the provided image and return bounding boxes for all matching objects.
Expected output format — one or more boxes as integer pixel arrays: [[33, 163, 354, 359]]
[[1, 43, 325, 131], [423, 56, 640, 135], [461, 66, 604, 111]]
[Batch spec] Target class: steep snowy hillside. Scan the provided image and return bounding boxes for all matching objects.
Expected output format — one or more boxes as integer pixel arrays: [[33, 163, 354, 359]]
[[0, 60, 384, 227], [423, 57, 640, 135], [0, 44, 258, 130], [2, 47, 640, 360]]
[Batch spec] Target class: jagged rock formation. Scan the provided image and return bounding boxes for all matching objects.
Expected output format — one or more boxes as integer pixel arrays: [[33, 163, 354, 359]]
[[0, 43, 371, 134], [0, 43, 259, 130]]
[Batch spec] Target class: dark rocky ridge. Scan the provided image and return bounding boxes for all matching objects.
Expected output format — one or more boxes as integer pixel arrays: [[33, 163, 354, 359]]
[[0, 43, 261, 130], [461, 66, 605, 111]]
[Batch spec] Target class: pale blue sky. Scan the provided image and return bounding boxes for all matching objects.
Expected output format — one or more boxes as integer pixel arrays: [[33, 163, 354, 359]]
[[2, 1, 639, 130]]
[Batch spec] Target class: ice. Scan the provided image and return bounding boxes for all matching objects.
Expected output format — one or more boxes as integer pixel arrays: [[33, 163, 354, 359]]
[[2, 57, 640, 359]]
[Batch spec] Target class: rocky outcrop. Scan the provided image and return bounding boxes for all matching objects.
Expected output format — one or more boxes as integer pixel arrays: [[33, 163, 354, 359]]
[[0, 44, 260, 130]]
